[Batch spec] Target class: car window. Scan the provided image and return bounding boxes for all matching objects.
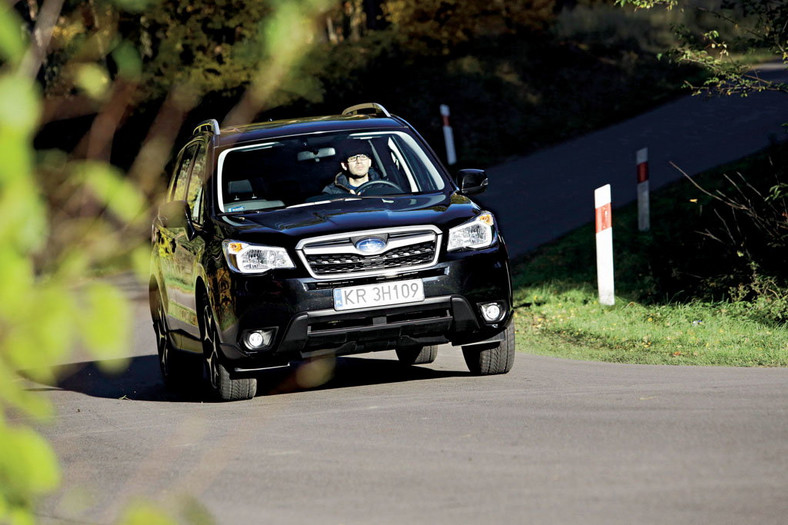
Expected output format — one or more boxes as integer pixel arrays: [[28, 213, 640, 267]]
[[216, 131, 447, 213], [171, 142, 200, 202], [186, 143, 206, 223]]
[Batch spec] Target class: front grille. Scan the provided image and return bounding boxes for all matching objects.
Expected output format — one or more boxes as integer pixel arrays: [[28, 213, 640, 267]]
[[306, 241, 435, 275], [296, 226, 442, 279]]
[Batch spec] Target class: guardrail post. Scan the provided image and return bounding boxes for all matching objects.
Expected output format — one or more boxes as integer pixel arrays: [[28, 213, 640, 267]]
[[595, 184, 615, 306], [637, 147, 650, 232], [440, 104, 457, 166]]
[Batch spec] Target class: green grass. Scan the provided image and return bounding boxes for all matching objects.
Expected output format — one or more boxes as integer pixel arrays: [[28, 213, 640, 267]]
[[511, 143, 788, 367], [514, 286, 788, 366]]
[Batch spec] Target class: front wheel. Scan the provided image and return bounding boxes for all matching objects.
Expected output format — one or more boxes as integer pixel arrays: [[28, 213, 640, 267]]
[[395, 345, 439, 365], [462, 324, 515, 375], [203, 304, 257, 401]]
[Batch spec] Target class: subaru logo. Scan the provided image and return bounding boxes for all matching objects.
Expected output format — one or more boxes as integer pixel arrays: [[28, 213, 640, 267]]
[[355, 237, 387, 254]]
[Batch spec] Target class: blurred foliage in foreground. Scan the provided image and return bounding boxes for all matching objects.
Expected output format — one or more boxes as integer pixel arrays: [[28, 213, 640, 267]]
[[0, 16, 139, 525], [1, 0, 333, 523], [2, 0, 785, 522]]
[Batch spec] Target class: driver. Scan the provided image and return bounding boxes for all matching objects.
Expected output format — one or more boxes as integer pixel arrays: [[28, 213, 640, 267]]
[[322, 140, 382, 195]]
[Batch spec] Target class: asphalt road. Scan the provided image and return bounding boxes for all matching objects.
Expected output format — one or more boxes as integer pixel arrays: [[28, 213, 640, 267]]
[[25, 298, 788, 525], [23, 67, 788, 524]]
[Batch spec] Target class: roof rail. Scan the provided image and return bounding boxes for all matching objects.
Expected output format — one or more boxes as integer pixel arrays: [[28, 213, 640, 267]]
[[341, 103, 391, 118], [193, 119, 221, 136]]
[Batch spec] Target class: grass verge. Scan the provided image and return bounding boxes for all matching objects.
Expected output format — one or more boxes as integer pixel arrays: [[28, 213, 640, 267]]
[[511, 143, 788, 367]]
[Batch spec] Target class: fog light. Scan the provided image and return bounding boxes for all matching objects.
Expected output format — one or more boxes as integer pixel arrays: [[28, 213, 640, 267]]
[[244, 330, 273, 350], [480, 302, 503, 322]]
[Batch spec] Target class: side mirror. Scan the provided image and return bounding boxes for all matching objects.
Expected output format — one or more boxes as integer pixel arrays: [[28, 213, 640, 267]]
[[158, 200, 195, 238], [455, 169, 488, 196]]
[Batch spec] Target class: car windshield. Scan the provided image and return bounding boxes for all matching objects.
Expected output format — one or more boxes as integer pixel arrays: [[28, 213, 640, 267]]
[[216, 131, 447, 213]]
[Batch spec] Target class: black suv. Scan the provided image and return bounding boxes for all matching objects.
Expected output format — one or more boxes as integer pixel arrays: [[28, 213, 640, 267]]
[[150, 103, 514, 400]]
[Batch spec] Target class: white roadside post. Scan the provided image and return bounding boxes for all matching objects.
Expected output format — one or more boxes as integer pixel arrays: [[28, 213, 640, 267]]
[[595, 184, 615, 306], [637, 147, 650, 232], [440, 104, 457, 166]]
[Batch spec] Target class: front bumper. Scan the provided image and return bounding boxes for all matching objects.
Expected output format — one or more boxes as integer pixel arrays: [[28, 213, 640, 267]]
[[211, 247, 512, 369]]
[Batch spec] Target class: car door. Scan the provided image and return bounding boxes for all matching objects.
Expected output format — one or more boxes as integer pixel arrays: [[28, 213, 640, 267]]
[[169, 140, 208, 350], [157, 141, 201, 350]]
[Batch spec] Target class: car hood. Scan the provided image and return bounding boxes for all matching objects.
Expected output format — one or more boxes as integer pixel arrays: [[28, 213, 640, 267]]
[[217, 193, 481, 242]]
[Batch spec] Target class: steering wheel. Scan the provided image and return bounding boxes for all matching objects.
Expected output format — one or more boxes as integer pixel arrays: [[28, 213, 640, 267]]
[[356, 180, 403, 196]]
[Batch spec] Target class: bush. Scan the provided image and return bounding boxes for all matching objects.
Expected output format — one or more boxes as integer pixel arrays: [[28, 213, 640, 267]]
[[553, 4, 681, 53]]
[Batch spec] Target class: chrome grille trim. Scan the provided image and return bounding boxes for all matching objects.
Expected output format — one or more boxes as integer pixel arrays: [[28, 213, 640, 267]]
[[296, 225, 442, 280]]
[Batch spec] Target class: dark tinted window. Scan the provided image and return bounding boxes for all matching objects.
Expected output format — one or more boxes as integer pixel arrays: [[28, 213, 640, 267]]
[[171, 143, 199, 202], [217, 131, 446, 213], [186, 143, 206, 223]]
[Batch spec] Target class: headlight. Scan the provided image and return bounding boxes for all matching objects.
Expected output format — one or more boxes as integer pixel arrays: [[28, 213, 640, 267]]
[[447, 212, 496, 252], [222, 240, 295, 274]]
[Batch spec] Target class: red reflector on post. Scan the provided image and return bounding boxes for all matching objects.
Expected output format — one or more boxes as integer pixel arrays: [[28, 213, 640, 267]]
[[595, 202, 612, 233], [637, 162, 649, 183]]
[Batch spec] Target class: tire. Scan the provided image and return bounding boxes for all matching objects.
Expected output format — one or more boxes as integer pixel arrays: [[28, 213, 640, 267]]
[[395, 345, 439, 365], [462, 323, 515, 375], [153, 297, 197, 390], [202, 303, 257, 401]]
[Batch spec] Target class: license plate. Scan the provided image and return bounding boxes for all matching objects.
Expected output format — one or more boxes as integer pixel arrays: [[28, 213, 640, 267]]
[[333, 279, 425, 311]]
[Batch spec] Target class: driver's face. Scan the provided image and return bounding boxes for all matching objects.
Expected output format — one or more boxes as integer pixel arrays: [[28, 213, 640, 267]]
[[344, 154, 371, 178]]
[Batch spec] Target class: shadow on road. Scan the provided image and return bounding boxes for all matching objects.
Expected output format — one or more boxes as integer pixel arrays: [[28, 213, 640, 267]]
[[22, 353, 467, 403]]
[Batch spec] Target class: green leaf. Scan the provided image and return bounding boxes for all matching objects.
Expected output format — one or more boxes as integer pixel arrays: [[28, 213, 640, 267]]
[[7, 285, 77, 383], [0, 131, 34, 186], [0, 352, 54, 421], [77, 282, 131, 368], [109, 0, 161, 14], [119, 501, 177, 525], [0, 5, 26, 66], [0, 424, 61, 505], [0, 175, 48, 251], [0, 76, 41, 137], [131, 244, 152, 283], [72, 161, 146, 224], [112, 41, 143, 81], [0, 248, 34, 321], [75, 64, 112, 101]]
